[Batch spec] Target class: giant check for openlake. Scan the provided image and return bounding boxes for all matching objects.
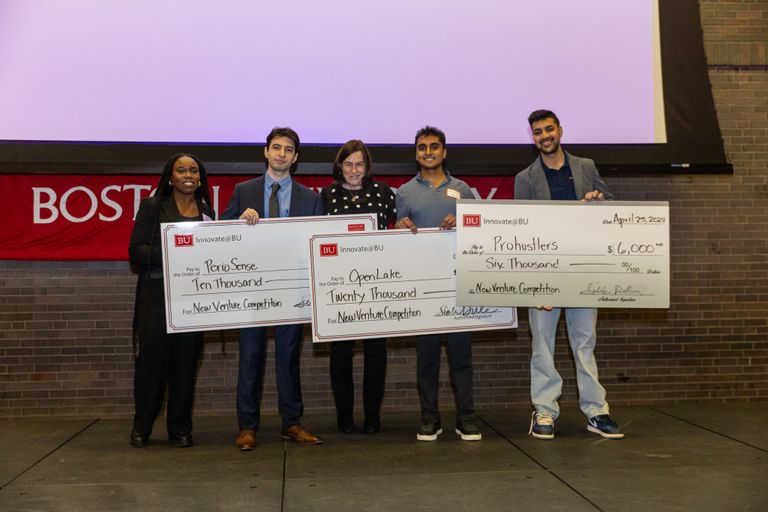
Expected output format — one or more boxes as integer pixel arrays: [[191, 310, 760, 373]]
[[456, 200, 670, 308], [160, 214, 377, 333], [308, 229, 517, 342]]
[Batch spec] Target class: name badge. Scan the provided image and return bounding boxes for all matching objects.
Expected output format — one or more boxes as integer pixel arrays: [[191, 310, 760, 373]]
[[446, 188, 461, 200]]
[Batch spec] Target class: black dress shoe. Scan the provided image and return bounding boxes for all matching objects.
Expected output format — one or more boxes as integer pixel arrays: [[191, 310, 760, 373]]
[[130, 430, 147, 448], [168, 433, 194, 448], [337, 421, 356, 434], [362, 420, 380, 434]]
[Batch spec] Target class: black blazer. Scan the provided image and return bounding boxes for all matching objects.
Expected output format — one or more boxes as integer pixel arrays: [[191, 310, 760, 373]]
[[221, 175, 324, 220], [129, 195, 216, 276]]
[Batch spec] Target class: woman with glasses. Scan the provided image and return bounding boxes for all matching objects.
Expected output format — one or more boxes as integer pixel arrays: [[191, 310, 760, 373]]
[[321, 140, 396, 434]]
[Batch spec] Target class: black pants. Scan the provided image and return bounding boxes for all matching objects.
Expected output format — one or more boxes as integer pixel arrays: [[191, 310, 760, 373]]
[[416, 332, 475, 424], [329, 339, 387, 426], [133, 278, 204, 437]]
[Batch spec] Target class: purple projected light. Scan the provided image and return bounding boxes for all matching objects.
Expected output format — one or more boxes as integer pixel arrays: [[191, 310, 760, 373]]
[[0, 0, 664, 144]]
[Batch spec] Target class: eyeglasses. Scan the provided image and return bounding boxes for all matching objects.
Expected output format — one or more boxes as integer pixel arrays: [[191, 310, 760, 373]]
[[342, 161, 366, 171]]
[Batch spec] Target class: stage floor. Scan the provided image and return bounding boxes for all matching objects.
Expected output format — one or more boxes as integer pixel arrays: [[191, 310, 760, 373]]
[[1, 403, 767, 511]]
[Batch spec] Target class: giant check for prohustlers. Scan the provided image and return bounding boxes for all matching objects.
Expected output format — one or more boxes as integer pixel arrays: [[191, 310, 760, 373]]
[[308, 229, 517, 342], [160, 214, 377, 333], [456, 200, 670, 308]]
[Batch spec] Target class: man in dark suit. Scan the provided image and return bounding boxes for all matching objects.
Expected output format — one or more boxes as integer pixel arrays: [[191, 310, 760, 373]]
[[221, 127, 325, 449], [515, 110, 624, 441]]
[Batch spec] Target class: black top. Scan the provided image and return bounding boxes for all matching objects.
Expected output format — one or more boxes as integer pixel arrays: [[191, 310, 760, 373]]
[[129, 195, 216, 276], [542, 155, 578, 201], [321, 180, 397, 230]]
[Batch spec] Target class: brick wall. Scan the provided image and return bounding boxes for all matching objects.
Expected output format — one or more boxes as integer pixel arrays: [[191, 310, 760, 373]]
[[1, 0, 767, 419]]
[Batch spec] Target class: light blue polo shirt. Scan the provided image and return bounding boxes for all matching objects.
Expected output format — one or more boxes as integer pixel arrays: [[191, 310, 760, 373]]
[[395, 172, 473, 228]]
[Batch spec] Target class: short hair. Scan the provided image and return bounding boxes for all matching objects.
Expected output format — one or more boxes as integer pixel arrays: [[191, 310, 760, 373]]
[[414, 125, 446, 146], [266, 127, 300, 152], [265, 127, 300, 172], [155, 153, 212, 208], [528, 109, 560, 128], [332, 139, 374, 187]]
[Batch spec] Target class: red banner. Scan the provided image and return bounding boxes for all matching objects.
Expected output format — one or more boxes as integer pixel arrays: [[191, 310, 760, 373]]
[[1, 174, 515, 260]]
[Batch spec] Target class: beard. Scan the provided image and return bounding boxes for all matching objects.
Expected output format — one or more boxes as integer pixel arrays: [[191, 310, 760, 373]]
[[537, 139, 560, 155]]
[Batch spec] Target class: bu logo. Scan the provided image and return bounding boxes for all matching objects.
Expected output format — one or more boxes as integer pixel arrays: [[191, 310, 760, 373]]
[[347, 223, 365, 232], [174, 234, 194, 247], [320, 243, 338, 257], [463, 214, 481, 227]]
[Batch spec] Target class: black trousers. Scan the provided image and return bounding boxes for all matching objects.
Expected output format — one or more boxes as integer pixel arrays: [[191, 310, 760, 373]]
[[329, 339, 387, 425], [416, 332, 475, 424], [133, 278, 204, 437]]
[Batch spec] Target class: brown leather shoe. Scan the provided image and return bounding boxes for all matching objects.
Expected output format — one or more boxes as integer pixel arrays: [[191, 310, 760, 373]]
[[280, 424, 324, 445], [236, 429, 256, 451]]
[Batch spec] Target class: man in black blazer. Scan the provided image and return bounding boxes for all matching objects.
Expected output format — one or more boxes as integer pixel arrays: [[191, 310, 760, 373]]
[[221, 127, 325, 449], [515, 110, 624, 441]]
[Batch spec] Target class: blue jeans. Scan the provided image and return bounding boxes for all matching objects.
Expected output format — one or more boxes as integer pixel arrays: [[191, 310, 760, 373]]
[[236, 325, 304, 432], [528, 307, 609, 419]]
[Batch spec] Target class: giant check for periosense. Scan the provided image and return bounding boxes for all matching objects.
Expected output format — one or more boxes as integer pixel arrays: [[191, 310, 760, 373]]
[[160, 214, 377, 333], [455, 200, 670, 308], [308, 229, 517, 342]]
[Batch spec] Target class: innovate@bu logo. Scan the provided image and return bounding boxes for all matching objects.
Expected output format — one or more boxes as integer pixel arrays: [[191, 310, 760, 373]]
[[320, 243, 338, 257], [463, 214, 481, 227], [347, 223, 365, 232], [174, 234, 194, 247]]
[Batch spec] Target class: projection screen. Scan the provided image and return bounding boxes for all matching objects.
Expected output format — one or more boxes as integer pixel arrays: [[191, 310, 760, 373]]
[[0, 0, 728, 172]]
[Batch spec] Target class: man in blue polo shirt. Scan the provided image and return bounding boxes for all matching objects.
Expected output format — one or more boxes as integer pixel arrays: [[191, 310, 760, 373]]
[[515, 109, 624, 440], [395, 126, 481, 442]]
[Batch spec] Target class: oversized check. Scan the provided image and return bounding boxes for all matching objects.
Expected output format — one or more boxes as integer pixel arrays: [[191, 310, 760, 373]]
[[160, 214, 377, 333], [308, 229, 517, 342], [456, 200, 670, 308]]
